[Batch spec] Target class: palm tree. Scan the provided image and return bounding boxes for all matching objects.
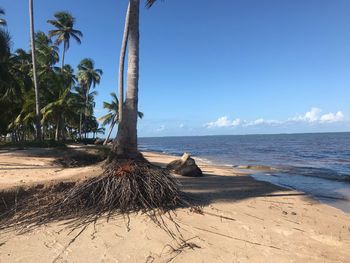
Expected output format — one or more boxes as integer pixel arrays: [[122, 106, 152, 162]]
[[0, 8, 6, 26], [41, 86, 73, 140], [77, 58, 102, 139], [35, 31, 59, 74], [47, 11, 82, 68], [99, 92, 143, 145], [29, 0, 42, 141], [40, 65, 76, 140], [113, 0, 158, 158]]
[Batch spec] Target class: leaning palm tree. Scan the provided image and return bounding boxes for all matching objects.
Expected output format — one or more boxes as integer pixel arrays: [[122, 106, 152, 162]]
[[77, 58, 102, 139], [47, 11, 82, 68], [0, 8, 6, 26], [113, 0, 157, 157], [112, 0, 141, 157], [29, 0, 42, 141], [99, 92, 143, 145]]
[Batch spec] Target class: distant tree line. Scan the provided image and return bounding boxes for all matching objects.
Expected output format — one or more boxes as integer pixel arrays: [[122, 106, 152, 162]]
[[0, 7, 105, 142]]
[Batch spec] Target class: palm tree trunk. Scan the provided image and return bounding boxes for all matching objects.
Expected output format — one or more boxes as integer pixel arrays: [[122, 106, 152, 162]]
[[29, 0, 42, 141], [118, 3, 130, 123], [61, 41, 66, 68], [55, 120, 60, 141], [113, 0, 140, 158], [79, 112, 82, 140], [103, 120, 116, 145], [84, 85, 90, 140], [60, 116, 66, 141]]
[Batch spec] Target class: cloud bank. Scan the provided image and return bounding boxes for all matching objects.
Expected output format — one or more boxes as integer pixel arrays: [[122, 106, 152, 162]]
[[205, 108, 346, 128]]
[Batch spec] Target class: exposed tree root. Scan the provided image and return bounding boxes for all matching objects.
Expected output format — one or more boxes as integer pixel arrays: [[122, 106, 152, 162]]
[[0, 157, 189, 232]]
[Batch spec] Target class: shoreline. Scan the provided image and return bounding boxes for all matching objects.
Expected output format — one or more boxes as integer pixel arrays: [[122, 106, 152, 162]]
[[141, 149, 350, 213], [144, 151, 350, 214], [1, 147, 350, 262]]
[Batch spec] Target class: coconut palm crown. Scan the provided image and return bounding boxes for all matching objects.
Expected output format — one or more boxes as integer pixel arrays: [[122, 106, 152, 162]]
[[47, 11, 83, 67]]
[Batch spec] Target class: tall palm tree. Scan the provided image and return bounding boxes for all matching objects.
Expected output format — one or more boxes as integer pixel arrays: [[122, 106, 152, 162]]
[[0, 8, 6, 26], [77, 58, 102, 139], [29, 0, 42, 141], [113, 0, 157, 158], [47, 11, 82, 68], [99, 92, 143, 145]]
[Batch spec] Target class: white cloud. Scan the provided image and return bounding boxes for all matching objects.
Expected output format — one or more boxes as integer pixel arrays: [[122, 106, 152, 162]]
[[290, 107, 321, 122], [290, 108, 345, 124], [320, 111, 344, 123], [232, 118, 242, 126], [205, 116, 231, 128], [179, 123, 185, 128], [204, 116, 242, 128], [244, 118, 280, 127], [205, 108, 346, 129]]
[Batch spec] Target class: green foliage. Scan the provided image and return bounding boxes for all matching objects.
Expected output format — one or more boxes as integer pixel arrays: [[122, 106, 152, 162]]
[[99, 92, 144, 127], [47, 11, 83, 49], [0, 9, 103, 143]]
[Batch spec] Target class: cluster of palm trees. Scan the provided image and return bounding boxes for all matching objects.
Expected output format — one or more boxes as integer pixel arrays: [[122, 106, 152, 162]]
[[0, 7, 104, 142], [1, 0, 158, 158]]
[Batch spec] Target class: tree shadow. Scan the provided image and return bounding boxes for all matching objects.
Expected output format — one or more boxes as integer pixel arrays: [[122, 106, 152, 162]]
[[177, 173, 305, 206]]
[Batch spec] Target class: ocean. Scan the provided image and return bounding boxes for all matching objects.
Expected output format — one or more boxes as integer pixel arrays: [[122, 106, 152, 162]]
[[139, 132, 350, 212]]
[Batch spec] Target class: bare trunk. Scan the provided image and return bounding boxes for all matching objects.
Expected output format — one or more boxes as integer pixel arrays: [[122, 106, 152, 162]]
[[55, 122, 60, 141], [61, 41, 66, 68], [103, 119, 116, 145], [118, 3, 130, 123], [60, 116, 66, 141], [84, 85, 90, 140], [29, 0, 42, 141], [79, 112, 82, 140], [113, 0, 140, 158]]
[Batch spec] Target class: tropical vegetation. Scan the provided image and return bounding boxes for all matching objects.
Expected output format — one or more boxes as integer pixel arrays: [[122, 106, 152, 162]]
[[0, 8, 103, 142], [99, 92, 143, 145]]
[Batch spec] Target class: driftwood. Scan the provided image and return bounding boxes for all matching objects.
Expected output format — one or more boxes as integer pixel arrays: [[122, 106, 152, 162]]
[[167, 153, 203, 177]]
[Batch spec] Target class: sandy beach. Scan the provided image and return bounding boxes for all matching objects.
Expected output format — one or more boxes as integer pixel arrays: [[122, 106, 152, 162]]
[[0, 146, 349, 262]]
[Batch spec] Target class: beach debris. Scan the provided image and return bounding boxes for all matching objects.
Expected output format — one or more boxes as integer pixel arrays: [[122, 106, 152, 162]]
[[167, 153, 203, 177]]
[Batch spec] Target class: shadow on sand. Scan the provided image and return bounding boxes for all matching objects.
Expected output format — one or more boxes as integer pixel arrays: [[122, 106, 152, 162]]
[[177, 173, 306, 206]]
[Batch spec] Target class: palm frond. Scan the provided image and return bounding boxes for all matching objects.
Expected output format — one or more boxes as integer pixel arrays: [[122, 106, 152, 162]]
[[137, 111, 144, 119], [70, 32, 82, 45], [146, 0, 158, 8]]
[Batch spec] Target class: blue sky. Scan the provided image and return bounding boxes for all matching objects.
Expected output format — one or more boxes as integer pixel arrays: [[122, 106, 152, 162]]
[[2, 0, 350, 137]]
